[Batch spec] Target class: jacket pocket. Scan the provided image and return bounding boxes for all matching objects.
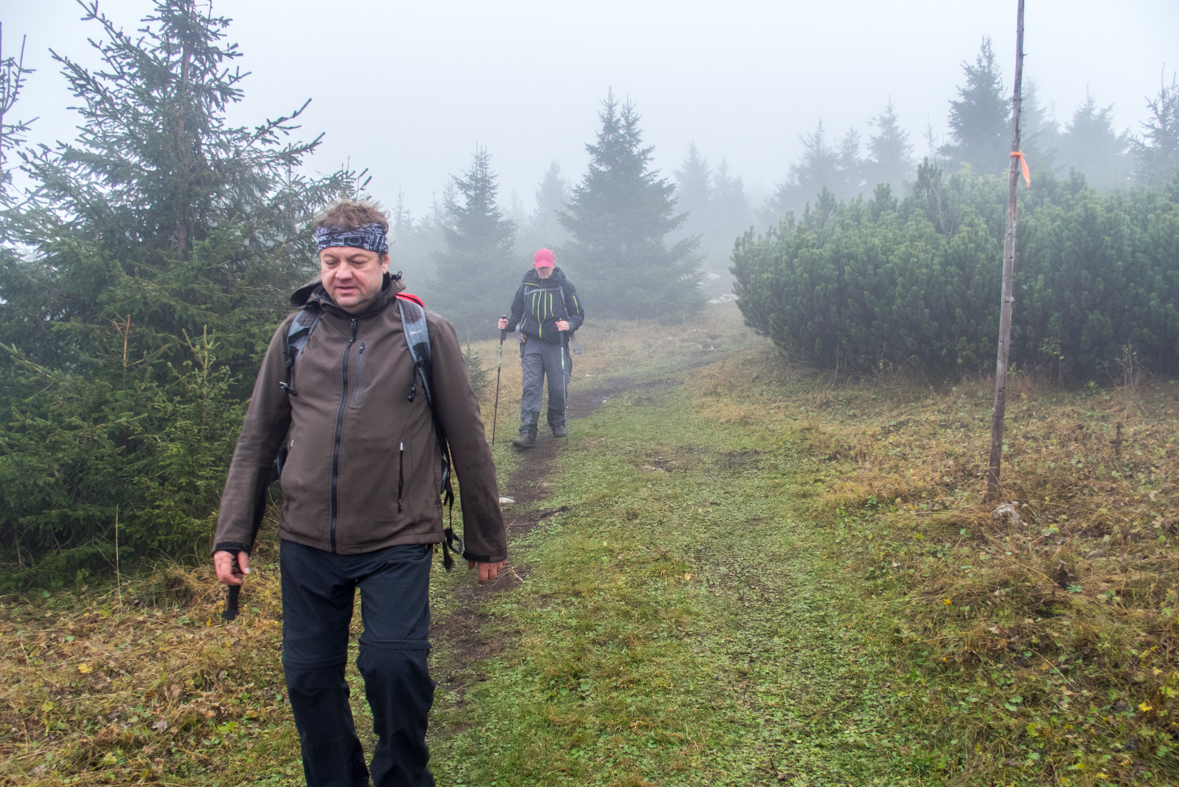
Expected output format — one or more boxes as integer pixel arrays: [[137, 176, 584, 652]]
[[352, 342, 367, 404]]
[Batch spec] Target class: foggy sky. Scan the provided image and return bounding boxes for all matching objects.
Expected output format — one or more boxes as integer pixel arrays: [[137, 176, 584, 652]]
[[6, 0, 1178, 218]]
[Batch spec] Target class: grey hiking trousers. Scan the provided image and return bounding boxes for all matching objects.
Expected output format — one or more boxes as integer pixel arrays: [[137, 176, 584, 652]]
[[520, 338, 570, 427]]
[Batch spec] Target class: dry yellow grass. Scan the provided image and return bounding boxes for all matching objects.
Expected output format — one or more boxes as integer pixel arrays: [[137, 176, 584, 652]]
[[0, 541, 294, 785], [687, 352, 1179, 784]]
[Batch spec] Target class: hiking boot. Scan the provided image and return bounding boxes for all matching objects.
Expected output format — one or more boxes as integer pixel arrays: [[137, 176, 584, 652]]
[[550, 422, 567, 438], [512, 424, 537, 450]]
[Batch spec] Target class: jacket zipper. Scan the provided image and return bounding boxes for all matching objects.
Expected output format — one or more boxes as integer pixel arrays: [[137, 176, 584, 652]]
[[353, 342, 367, 404], [330, 318, 358, 552], [398, 442, 404, 513]]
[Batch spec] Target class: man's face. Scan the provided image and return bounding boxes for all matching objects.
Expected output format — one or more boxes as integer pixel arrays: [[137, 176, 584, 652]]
[[319, 247, 388, 313], [536, 265, 553, 280]]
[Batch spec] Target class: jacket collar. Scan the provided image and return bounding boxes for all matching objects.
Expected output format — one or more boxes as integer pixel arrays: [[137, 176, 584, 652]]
[[524, 266, 566, 286], [290, 272, 407, 318]]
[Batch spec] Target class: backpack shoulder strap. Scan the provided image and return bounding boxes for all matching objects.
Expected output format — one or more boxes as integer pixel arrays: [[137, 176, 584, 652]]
[[284, 305, 322, 371], [397, 297, 434, 405], [397, 298, 463, 569], [280, 305, 322, 396]]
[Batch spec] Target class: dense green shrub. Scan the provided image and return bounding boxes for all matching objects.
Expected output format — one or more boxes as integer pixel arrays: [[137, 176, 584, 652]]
[[0, 332, 243, 587], [733, 168, 1179, 379]]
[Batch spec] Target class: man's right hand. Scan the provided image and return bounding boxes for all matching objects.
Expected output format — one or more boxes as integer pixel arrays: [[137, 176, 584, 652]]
[[497, 318, 509, 331], [468, 560, 504, 584], [214, 550, 251, 586]]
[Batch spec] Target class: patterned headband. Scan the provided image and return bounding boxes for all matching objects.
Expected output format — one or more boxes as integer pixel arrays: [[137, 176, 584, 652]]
[[314, 222, 389, 255]]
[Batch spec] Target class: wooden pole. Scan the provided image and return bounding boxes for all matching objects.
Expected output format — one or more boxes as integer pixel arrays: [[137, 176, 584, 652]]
[[986, 0, 1026, 502]]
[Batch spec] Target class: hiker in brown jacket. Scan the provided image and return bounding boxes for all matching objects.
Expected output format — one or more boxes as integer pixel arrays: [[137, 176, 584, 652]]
[[212, 200, 505, 787]]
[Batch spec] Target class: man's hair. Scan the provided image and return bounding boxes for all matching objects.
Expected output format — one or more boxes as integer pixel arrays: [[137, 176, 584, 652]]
[[314, 200, 389, 233]]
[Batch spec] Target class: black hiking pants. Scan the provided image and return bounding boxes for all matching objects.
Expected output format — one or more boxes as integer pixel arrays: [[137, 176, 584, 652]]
[[280, 540, 435, 787]]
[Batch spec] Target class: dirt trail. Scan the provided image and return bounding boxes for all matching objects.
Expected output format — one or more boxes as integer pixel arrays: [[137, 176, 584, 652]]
[[429, 353, 721, 712], [500, 373, 671, 509], [429, 374, 662, 684]]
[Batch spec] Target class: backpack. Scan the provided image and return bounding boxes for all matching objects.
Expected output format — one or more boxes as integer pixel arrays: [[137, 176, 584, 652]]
[[280, 291, 464, 570]]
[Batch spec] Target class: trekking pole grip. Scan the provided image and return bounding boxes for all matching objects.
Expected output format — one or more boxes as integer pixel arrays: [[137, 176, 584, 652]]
[[223, 583, 241, 621]]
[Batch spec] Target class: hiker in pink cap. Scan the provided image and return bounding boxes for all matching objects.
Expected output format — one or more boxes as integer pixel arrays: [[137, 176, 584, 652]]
[[496, 249, 585, 448]]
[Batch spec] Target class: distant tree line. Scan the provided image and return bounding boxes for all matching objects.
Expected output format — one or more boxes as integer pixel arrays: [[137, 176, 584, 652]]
[[415, 36, 1177, 314], [764, 38, 1177, 218], [398, 91, 703, 339]]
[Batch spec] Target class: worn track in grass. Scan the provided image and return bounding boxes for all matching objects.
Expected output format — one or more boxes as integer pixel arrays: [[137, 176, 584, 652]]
[[428, 350, 725, 736], [429, 373, 675, 715]]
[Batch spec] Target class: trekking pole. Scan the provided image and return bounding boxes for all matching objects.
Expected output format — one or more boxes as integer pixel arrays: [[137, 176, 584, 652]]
[[492, 315, 507, 445], [223, 457, 280, 621], [223, 582, 241, 621], [560, 329, 569, 445]]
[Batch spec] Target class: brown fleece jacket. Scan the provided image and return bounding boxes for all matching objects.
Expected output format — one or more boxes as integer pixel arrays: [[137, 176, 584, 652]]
[[214, 277, 506, 562]]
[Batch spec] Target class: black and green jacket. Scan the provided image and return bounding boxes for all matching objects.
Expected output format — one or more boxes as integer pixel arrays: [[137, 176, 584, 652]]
[[505, 267, 584, 344]]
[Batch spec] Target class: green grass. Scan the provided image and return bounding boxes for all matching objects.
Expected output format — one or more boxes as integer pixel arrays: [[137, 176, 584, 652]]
[[428, 381, 944, 786]]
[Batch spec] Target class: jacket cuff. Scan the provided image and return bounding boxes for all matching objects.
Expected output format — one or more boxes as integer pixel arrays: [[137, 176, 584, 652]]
[[462, 551, 505, 564], [213, 541, 252, 556]]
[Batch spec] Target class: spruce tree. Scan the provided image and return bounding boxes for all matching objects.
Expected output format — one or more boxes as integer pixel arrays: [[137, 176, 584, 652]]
[[519, 161, 569, 253], [429, 146, 517, 338], [1133, 75, 1179, 189], [837, 128, 865, 198], [772, 120, 839, 216], [710, 160, 753, 245], [942, 37, 1011, 175], [672, 143, 713, 273], [866, 101, 915, 191], [8, 0, 346, 380], [389, 189, 445, 289], [1019, 80, 1060, 171], [0, 0, 348, 584], [560, 92, 703, 321], [707, 159, 753, 285], [1057, 92, 1131, 192], [674, 143, 712, 233]]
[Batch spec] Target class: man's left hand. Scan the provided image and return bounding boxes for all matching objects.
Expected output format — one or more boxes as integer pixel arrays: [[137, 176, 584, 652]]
[[555, 320, 569, 332], [468, 560, 504, 584]]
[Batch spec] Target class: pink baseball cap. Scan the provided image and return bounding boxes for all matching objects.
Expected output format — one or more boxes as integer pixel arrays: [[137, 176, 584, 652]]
[[534, 248, 555, 268]]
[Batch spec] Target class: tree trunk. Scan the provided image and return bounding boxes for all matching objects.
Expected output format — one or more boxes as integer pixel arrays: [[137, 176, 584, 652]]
[[986, 0, 1026, 503]]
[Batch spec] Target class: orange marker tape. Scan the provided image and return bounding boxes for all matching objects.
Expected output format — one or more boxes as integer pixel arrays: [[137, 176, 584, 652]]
[[1010, 151, 1031, 188]]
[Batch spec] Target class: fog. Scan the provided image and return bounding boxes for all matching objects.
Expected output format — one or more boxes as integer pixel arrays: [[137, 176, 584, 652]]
[[7, 0, 1176, 220]]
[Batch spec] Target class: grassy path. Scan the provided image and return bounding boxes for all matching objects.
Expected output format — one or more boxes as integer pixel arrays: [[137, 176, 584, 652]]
[[428, 371, 940, 786]]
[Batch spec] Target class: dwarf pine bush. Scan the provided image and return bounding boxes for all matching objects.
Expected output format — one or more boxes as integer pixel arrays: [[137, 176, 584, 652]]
[[733, 168, 1179, 380]]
